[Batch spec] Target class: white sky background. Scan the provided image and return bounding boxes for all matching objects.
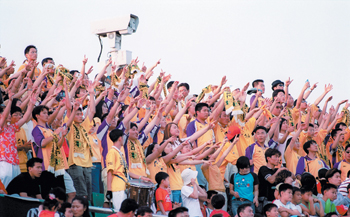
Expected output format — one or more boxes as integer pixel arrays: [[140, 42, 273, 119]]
[[1, 0, 349, 110]]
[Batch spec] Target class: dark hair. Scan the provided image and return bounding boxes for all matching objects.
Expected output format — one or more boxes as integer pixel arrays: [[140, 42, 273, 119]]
[[330, 128, 342, 139], [265, 148, 281, 162], [252, 126, 268, 135], [303, 140, 316, 154], [130, 122, 138, 130], [325, 168, 341, 182], [26, 158, 43, 171], [263, 203, 278, 216], [321, 183, 337, 194], [278, 183, 293, 193], [24, 45, 37, 55], [95, 101, 108, 120], [292, 187, 301, 195], [207, 190, 218, 199], [145, 144, 156, 157], [155, 172, 169, 186], [149, 96, 156, 101], [42, 195, 59, 211], [211, 194, 225, 209], [41, 57, 53, 67], [136, 206, 153, 216], [58, 202, 71, 214], [301, 173, 317, 195], [324, 212, 338, 217], [236, 156, 250, 170], [272, 89, 285, 100], [279, 118, 287, 131], [275, 170, 293, 185], [237, 203, 252, 217], [178, 83, 190, 91], [345, 144, 350, 153], [32, 105, 49, 122], [120, 198, 139, 213], [300, 187, 312, 194], [109, 129, 124, 143], [195, 103, 209, 113], [335, 122, 347, 129], [72, 196, 90, 217], [166, 81, 174, 90], [50, 187, 66, 202], [10, 106, 22, 116], [252, 79, 264, 88], [169, 207, 188, 217]]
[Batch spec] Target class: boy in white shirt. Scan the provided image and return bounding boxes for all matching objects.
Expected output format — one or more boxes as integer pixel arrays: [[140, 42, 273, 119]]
[[181, 168, 207, 217], [273, 183, 301, 217]]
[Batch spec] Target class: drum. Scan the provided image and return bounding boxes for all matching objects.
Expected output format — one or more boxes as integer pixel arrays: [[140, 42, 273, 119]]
[[127, 179, 155, 207]]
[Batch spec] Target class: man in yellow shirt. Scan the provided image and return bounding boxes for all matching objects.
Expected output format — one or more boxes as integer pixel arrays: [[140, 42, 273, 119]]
[[106, 129, 150, 211], [17, 45, 41, 79], [186, 103, 215, 148]]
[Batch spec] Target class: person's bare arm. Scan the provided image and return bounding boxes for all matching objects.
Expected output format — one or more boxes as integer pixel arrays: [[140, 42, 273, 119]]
[[215, 137, 239, 167], [188, 122, 215, 144], [295, 82, 310, 109], [303, 82, 317, 100], [313, 84, 333, 107], [95, 58, 112, 83]]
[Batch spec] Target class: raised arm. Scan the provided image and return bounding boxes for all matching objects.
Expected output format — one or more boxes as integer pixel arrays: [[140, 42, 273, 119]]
[[188, 122, 215, 144], [295, 82, 310, 109], [87, 82, 96, 121], [313, 84, 333, 107], [215, 137, 239, 167], [146, 137, 176, 164]]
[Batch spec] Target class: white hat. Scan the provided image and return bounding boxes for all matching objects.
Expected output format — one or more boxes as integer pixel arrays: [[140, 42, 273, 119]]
[[181, 168, 198, 185]]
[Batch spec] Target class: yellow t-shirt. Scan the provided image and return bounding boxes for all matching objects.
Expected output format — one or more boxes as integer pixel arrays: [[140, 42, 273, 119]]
[[16, 128, 28, 173], [298, 129, 327, 156], [213, 123, 239, 179], [148, 157, 167, 184], [89, 133, 101, 163], [17, 63, 41, 79], [66, 117, 93, 167], [167, 163, 183, 191], [121, 140, 147, 177], [201, 163, 225, 192], [246, 143, 268, 174], [106, 147, 127, 191], [233, 117, 256, 156], [178, 115, 194, 139], [285, 145, 301, 175]]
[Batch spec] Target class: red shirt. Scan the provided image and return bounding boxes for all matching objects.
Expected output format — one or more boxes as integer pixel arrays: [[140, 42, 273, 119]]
[[156, 187, 172, 212], [210, 210, 231, 217], [0, 123, 20, 165]]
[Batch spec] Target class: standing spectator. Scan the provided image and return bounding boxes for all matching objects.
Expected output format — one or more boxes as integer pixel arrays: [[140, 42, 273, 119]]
[[257, 149, 283, 213], [230, 156, 259, 216], [181, 168, 207, 217], [17, 45, 41, 79]]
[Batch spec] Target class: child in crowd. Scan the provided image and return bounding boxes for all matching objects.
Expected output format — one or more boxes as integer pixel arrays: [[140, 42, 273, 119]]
[[155, 172, 172, 215], [181, 168, 207, 217], [300, 187, 324, 216], [315, 184, 338, 215], [205, 190, 218, 216], [210, 194, 230, 217], [263, 203, 278, 217], [291, 187, 302, 215], [38, 194, 60, 217], [273, 183, 301, 217]]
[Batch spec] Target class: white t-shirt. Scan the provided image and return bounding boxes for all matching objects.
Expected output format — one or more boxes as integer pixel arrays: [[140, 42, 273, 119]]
[[181, 186, 202, 217], [278, 133, 292, 164], [273, 199, 300, 217]]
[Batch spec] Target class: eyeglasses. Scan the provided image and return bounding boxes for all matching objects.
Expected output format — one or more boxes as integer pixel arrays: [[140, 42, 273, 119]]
[[278, 84, 284, 87], [276, 106, 283, 109]]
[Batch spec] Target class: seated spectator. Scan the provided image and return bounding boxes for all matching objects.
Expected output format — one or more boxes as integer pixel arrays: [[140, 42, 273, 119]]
[[338, 171, 350, 197], [38, 194, 61, 217], [6, 158, 43, 198], [237, 203, 254, 217], [315, 184, 338, 215], [290, 187, 302, 215], [71, 196, 90, 217], [58, 202, 73, 217], [27, 187, 67, 217], [168, 207, 189, 217], [108, 198, 139, 217], [299, 187, 324, 216], [210, 194, 230, 217], [263, 203, 278, 217], [273, 183, 301, 217], [205, 190, 218, 216], [136, 206, 153, 217]]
